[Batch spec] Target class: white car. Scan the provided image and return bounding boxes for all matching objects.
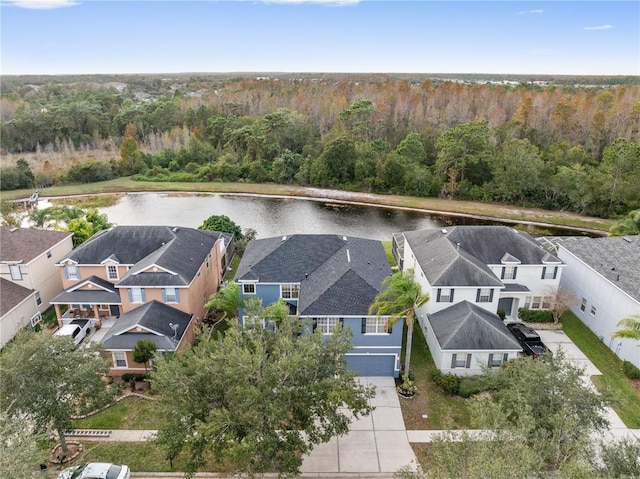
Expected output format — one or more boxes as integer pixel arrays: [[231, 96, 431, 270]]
[[53, 319, 91, 347], [57, 463, 130, 479]]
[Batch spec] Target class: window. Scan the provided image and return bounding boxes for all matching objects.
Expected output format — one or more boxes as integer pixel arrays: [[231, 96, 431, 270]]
[[35, 292, 42, 306], [315, 317, 341, 334], [531, 296, 541, 309], [580, 298, 587, 312], [242, 283, 256, 295], [476, 288, 493, 303], [65, 265, 80, 280], [501, 266, 517, 280], [590, 305, 597, 316], [437, 288, 454, 303], [542, 296, 551, 309], [488, 353, 509, 368], [362, 317, 391, 334], [163, 287, 180, 303], [129, 288, 145, 303], [451, 353, 471, 369], [113, 352, 127, 368], [542, 266, 558, 280], [107, 265, 118, 280], [9, 265, 22, 280], [281, 284, 300, 299], [99, 304, 109, 311]]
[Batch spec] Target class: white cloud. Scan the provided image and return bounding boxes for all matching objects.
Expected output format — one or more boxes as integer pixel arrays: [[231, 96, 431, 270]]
[[584, 24, 613, 30], [4, 0, 80, 9], [517, 9, 543, 15]]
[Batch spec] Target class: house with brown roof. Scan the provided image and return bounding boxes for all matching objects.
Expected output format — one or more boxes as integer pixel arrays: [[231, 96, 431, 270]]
[[0, 227, 73, 346], [51, 226, 231, 377]]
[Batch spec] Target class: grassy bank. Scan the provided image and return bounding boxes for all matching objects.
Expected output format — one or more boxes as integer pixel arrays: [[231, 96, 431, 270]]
[[1, 178, 614, 232]]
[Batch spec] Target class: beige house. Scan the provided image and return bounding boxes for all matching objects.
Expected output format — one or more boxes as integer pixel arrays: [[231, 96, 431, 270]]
[[1, 279, 40, 347], [0, 227, 73, 346], [51, 226, 232, 377]]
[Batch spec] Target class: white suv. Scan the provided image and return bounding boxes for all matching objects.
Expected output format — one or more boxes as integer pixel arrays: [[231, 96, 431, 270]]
[[53, 319, 90, 347], [58, 463, 130, 479]]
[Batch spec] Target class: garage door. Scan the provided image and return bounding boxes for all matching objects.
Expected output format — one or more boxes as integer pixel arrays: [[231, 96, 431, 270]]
[[345, 355, 396, 376]]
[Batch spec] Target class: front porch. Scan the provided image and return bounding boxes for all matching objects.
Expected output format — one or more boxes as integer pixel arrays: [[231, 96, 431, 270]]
[[498, 284, 531, 321]]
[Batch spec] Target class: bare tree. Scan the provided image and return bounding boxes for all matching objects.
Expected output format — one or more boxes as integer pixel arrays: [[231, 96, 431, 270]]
[[548, 286, 579, 324]]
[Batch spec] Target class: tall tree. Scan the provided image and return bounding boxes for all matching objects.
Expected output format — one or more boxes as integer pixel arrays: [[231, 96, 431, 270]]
[[488, 138, 544, 204], [435, 119, 492, 192], [0, 408, 50, 479], [0, 329, 113, 454], [151, 312, 374, 477], [368, 269, 430, 377], [609, 209, 640, 236], [199, 214, 244, 240]]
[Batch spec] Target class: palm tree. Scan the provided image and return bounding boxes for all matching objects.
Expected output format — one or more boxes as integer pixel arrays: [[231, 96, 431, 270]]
[[612, 312, 640, 340], [368, 269, 430, 377]]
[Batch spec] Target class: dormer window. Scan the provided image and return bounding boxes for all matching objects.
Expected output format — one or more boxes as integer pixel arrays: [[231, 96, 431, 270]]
[[65, 265, 80, 280], [107, 265, 118, 280]]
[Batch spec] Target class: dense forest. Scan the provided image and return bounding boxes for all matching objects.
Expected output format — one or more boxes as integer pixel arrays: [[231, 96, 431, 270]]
[[1, 73, 639, 218]]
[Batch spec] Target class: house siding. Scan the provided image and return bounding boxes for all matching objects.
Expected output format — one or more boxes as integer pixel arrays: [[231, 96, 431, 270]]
[[558, 245, 640, 368], [0, 293, 40, 348]]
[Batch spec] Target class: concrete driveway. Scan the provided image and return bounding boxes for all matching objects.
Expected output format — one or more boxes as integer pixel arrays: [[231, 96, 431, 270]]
[[300, 376, 417, 475]]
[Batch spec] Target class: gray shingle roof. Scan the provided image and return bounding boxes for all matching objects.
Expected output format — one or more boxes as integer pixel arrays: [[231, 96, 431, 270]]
[[1, 226, 71, 263], [61, 226, 223, 287], [235, 235, 392, 315], [428, 301, 522, 350], [555, 235, 640, 302], [0, 278, 35, 316], [50, 275, 121, 305], [101, 300, 192, 351], [403, 226, 560, 287]]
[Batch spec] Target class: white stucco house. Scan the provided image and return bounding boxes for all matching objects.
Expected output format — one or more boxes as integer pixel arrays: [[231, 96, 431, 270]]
[[552, 235, 640, 368], [392, 226, 564, 375]]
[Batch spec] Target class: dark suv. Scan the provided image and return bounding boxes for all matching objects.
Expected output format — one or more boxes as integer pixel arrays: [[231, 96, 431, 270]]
[[507, 323, 550, 358]]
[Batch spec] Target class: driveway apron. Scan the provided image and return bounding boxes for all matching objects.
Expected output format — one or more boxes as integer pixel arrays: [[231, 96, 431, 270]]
[[300, 377, 417, 474]]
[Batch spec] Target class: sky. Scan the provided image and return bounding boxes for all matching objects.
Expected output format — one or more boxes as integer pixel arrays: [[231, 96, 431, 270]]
[[1, 0, 638, 76]]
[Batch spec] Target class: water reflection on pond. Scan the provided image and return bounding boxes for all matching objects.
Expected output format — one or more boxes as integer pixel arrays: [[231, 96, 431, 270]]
[[97, 193, 547, 241]]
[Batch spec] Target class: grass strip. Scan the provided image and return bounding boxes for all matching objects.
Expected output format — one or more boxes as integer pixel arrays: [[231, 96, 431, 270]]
[[561, 312, 640, 428]]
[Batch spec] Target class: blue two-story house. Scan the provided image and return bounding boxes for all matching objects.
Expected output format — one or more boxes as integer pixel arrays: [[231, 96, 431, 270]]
[[234, 234, 401, 377]]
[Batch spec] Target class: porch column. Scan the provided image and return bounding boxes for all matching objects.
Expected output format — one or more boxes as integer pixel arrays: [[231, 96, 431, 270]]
[[54, 304, 63, 328], [93, 305, 102, 329]]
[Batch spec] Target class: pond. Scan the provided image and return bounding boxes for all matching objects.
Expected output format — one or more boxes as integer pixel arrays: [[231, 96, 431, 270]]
[[90, 192, 578, 241]]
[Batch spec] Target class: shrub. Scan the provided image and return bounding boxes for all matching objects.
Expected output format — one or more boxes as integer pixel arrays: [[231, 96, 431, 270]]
[[121, 373, 147, 383], [431, 369, 462, 395], [518, 308, 554, 323], [622, 360, 640, 380], [397, 374, 418, 397], [458, 375, 490, 398], [497, 308, 506, 320]]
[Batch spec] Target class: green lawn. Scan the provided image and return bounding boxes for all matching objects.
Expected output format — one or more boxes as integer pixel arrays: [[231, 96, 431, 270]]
[[382, 240, 397, 268], [72, 396, 165, 430], [561, 311, 640, 428], [399, 322, 472, 430]]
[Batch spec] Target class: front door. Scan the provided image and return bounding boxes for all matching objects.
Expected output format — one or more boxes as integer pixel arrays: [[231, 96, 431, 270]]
[[109, 305, 120, 316], [498, 298, 513, 318]]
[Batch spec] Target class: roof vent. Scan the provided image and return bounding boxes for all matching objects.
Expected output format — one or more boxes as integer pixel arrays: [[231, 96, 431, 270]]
[[343, 236, 348, 241], [282, 235, 287, 241], [456, 243, 460, 250], [441, 228, 447, 234], [172, 227, 179, 232], [304, 272, 308, 279], [9, 227, 18, 232], [346, 249, 351, 263]]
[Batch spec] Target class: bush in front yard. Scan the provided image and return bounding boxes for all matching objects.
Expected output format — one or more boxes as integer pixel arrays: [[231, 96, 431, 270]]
[[622, 360, 640, 380], [458, 375, 490, 398], [431, 369, 462, 395], [518, 308, 554, 323]]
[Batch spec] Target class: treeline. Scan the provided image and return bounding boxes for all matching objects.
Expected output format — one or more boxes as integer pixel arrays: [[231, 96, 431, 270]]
[[1, 76, 639, 218]]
